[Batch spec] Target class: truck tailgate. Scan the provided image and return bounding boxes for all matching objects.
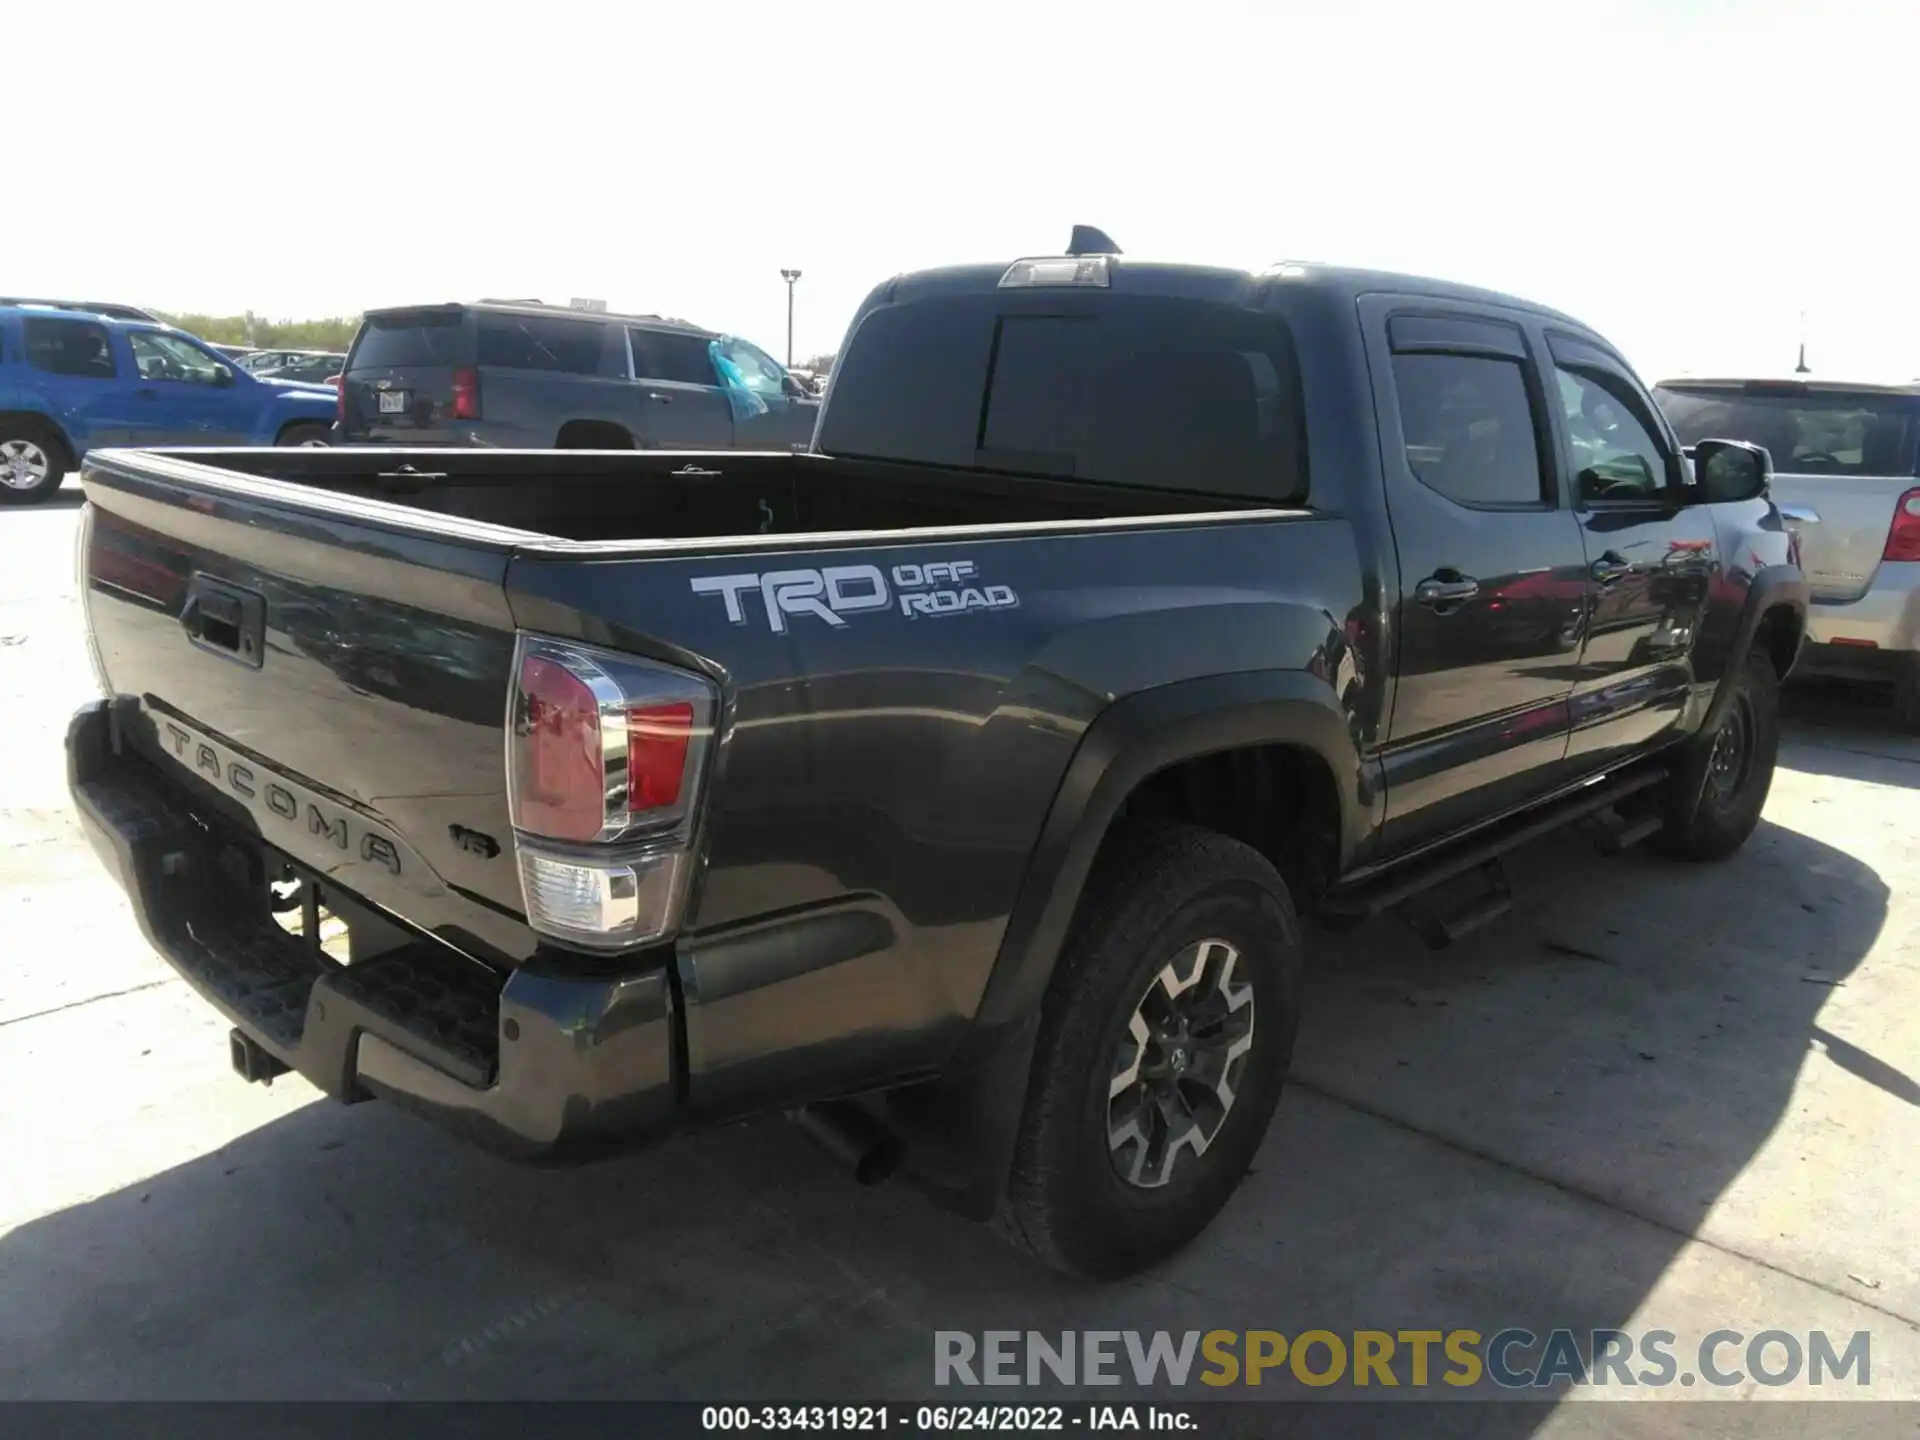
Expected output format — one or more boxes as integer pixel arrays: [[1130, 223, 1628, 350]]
[[79, 450, 538, 963]]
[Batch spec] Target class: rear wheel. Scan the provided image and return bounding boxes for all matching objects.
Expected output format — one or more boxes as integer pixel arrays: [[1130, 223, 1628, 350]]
[[997, 821, 1303, 1279], [276, 422, 331, 448], [0, 423, 71, 504], [1653, 648, 1779, 861]]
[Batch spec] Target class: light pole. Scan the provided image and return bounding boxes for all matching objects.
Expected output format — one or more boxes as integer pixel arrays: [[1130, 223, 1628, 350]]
[[780, 269, 802, 370]]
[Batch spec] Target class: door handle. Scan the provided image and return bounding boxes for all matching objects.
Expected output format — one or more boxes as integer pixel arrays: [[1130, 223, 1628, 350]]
[[180, 575, 266, 668], [136, 387, 160, 399], [645, 391, 673, 404], [1591, 554, 1632, 585], [1415, 573, 1480, 608], [1778, 504, 1820, 525]]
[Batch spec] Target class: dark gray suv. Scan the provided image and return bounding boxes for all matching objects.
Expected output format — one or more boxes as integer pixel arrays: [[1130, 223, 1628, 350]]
[[335, 302, 819, 452]]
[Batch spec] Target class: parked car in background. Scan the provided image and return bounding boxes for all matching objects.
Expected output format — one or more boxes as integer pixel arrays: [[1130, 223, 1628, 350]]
[[212, 344, 258, 363], [0, 306, 338, 503], [1654, 376, 1920, 727], [238, 348, 324, 375], [334, 302, 819, 452], [0, 296, 161, 323], [255, 352, 346, 385]]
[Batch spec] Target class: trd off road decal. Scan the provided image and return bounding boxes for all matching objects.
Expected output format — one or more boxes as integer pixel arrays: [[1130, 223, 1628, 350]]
[[690, 559, 1018, 634]]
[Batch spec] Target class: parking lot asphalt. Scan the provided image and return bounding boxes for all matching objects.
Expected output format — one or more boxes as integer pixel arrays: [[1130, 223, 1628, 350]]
[[3, 478, 1918, 1430]]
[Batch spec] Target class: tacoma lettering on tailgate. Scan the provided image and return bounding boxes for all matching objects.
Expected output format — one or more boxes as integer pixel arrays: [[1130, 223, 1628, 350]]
[[160, 720, 405, 875]]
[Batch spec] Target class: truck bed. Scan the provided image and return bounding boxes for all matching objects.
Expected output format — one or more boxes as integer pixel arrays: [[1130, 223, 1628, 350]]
[[110, 445, 1235, 543], [75, 441, 1301, 964]]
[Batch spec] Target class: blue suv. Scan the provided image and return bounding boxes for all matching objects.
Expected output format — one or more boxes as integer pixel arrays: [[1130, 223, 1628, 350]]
[[0, 306, 338, 505]]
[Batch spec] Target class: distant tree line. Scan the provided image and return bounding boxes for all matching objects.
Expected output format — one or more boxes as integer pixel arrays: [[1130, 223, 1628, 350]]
[[800, 351, 836, 374], [159, 312, 362, 352]]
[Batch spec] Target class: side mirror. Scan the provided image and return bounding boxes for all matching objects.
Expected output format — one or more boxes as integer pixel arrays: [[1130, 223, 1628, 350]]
[[211, 363, 235, 387], [781, 373, 809, 400], [1692, 438, 1771, 504]]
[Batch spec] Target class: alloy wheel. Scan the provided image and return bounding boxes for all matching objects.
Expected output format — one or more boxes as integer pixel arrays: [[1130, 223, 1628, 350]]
[[0, 439, 51, 490], [1106, 938, 1256, 1189]]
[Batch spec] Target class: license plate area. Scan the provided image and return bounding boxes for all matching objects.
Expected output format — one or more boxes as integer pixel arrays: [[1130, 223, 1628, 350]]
[[377, 390, 409, 414]]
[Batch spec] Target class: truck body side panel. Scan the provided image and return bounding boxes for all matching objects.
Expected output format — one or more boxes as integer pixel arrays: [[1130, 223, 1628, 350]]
[[504, 515, 1366, 1114]]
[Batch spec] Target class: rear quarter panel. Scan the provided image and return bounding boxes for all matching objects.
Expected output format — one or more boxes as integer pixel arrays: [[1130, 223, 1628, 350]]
[[480, 370, 646, 449], [0, 321, 90, 451], [505, 514, 1368, 1115]]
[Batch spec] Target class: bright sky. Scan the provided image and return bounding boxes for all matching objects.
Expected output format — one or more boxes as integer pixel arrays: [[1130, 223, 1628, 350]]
[[14, 0, 1915, 383]]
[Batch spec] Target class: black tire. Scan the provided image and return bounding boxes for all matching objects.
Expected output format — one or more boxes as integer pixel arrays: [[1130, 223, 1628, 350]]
[[0, 421, 73, 505], [997, 821, 1303, 1280], [1653, 648, 1779, 861], [276, 422, 330, 447]]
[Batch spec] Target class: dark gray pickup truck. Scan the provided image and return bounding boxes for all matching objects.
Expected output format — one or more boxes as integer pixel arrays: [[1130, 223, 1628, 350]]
[[68, 232, 1806, 1279]]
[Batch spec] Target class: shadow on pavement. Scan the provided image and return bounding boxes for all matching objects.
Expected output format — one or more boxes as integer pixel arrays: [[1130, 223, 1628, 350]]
[[1779, 678, 1920, 791], [1811, 1025, 1920, 1109], [0, 683, 1899, 1429]]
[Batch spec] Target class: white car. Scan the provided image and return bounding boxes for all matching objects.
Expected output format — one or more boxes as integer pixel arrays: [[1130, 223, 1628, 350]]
[[1656, 376, 1920, 727]]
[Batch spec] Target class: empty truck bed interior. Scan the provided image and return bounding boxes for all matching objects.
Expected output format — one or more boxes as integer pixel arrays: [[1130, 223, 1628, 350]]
[[128, 449, 1262, 542]]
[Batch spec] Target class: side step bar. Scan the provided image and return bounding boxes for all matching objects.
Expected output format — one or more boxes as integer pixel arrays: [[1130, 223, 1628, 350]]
[[1326, 766, 1670, 930]]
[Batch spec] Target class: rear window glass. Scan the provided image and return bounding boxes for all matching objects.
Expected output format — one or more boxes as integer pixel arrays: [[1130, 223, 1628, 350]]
[[1655, 385, 1920, 478], [477, 313, 605, 374], [820, 295, 1306, 502], [350, 312, 471, 370], [22, 317, 117, 378], [629, 328, 715, 386]]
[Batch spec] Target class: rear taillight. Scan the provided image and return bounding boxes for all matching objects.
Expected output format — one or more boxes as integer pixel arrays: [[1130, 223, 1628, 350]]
[[1883, 490, 1920, 562], [452, 366, 481, 421], [506, 636, 716, 951]]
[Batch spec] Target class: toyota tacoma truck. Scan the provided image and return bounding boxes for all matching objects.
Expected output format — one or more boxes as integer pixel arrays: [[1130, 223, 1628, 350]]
[[68, 231, 1806, 1280]]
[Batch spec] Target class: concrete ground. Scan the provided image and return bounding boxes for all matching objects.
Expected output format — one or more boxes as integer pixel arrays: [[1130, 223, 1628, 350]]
[[3, 476, 1918, 1433]]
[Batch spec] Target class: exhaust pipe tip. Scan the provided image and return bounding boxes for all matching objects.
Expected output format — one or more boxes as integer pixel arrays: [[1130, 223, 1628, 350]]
[[792, 1100, 904, 1186]]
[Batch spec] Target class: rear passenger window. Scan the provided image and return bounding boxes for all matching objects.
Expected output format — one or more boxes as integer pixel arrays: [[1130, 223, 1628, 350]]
[[23, 318, 117, 379], [1391, 353, 1546, 506], [477, 314, 605, 374], [629, 329, 715, 386], [981, 307, 1306, 500]]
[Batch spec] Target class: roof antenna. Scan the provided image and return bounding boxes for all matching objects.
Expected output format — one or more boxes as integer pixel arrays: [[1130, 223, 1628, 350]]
[[1067, 225, 1122, 256], [1794, 309, 1810, 375]]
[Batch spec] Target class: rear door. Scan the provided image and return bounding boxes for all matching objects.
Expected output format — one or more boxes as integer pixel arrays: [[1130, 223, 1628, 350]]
[[1362, 300, 1590, 853], [625, 327, 734, 448], [17, 315, 137, 448], [1548, 336, 1716, 769], [1655, 381, 1920, 604], [341, 307, 474, 443]]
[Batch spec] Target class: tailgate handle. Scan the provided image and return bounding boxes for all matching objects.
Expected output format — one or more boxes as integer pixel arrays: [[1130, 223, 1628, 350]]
[[181, 576, 266, 669]]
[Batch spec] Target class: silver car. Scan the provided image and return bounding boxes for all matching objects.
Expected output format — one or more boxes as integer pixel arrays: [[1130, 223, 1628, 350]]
[[1656, 377, 1920, 726]]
